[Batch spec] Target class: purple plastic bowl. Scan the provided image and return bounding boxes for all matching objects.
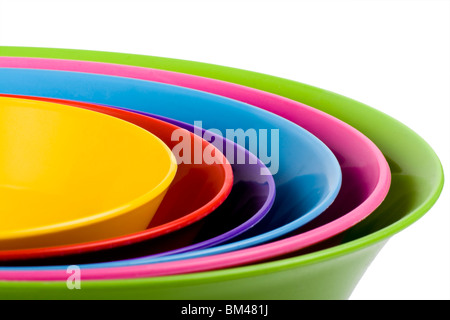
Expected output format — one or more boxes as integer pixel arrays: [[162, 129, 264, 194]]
[[3, 107, 276, 266]]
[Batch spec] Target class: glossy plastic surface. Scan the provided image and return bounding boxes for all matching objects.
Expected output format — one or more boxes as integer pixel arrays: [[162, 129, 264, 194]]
[[0, 57, 389, 273], [0, 67, 342, 273], [0, 96, 236, 261], [0, 96, 275, 264], [0, 48, 442, 299], [0, 96, 177, 251]]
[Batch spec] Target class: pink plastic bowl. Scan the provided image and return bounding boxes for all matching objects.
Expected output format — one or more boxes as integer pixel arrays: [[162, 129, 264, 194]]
[[0, 57, 390, 280]]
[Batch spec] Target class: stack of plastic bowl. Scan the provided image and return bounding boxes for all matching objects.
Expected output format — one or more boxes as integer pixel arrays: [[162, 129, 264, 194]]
[[0, 47, 444, 300]]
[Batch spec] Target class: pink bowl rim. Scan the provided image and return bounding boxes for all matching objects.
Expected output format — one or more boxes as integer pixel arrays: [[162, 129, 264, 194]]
[[0, 57, 391, 281]]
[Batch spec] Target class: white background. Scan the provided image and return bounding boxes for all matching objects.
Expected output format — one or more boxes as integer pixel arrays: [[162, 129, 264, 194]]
[[0, 0, 449, 300]]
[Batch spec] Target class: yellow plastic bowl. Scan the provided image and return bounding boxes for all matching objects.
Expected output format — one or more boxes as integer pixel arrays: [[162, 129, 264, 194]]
[[0, 96, 177, 250]]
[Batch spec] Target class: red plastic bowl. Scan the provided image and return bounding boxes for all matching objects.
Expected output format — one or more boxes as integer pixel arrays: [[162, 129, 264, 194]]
[[0, 96, 233, 261]]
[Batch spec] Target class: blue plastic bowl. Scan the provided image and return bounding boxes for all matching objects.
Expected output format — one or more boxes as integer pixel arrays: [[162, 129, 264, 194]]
[[0, 68, 341, 271]]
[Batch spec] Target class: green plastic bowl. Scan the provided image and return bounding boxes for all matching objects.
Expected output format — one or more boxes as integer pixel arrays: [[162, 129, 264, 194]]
[[0, 47, 444, 300]]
